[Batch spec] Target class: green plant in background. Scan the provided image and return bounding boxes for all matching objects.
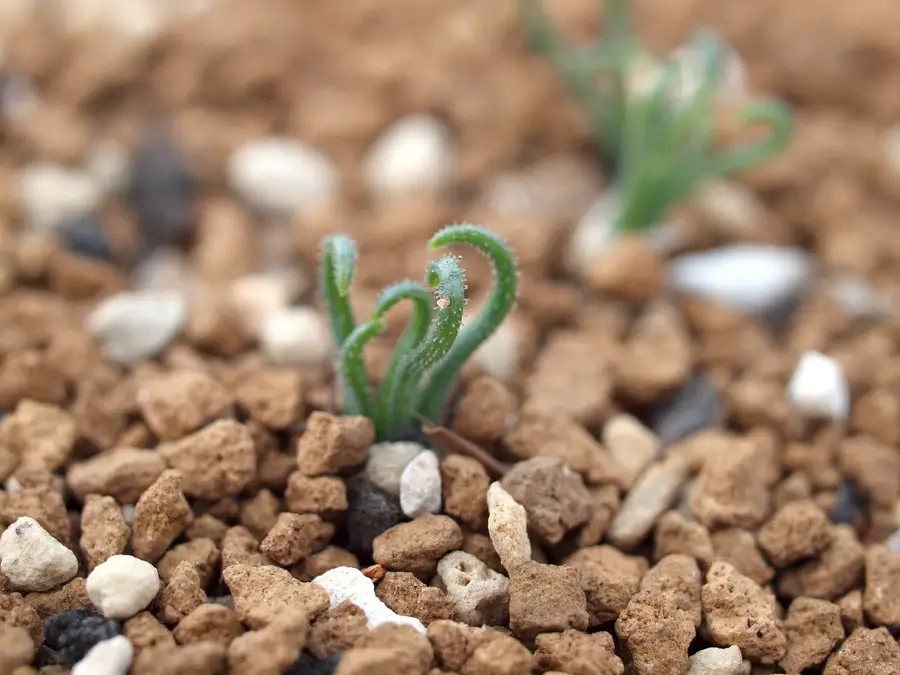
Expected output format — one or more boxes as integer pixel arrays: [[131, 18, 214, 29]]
[[519, 0, 794, 234], [319, 225, 518, 441]]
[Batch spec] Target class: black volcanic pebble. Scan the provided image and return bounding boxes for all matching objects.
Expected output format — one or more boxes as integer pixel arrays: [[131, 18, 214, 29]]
[[62, 215, 112, 262], [286, 652, 342, 675], [43, 608, 122, 666], [829, 480, 866, 525], [345, 474, 403, 557], [126, 121, 196, 250], [649, 371, 721, 446]]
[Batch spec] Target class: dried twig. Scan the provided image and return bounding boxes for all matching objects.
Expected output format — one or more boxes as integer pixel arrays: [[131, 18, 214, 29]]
[[414, 412, 509, 478]]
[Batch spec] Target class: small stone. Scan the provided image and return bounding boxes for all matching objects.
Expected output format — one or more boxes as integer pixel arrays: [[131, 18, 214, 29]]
[[668, 245, 814, 315], [19, 163, 103, 232], [0, 621, 34, 671], [159, 562, 207, 625], [344, 475, 403, 558], [312, 567, 425, 632], [228, 138, 340, 215], [124, 611, 175, 654], [566, 545, 647, 626], [399, 450, 442, 519], [822, 626, 900, 675], [778, 525, 865, 600], [440, 455, 490, 532], [780, 597, 844, 673], [499, 457, 592, 546], [533, 629, 624, 675], [486, 482, 531, 571], [157, 538, 220, 587], [709, 528, 774, 586], [80, 495, 130, 570], [62, 215, 113, 262], [86, 555, 160, 620], [372, 516, 463, 577], [131, 470, 192, 562], [363, 114, 455, 200], [71, 635, 133, 675], [602, 414, 661, 489], [228, 610, 309, 675], [44, 608, 123, 667], [374, 573, 454, 627], [298, 412, 375, 477], [86, 290, 187, 364], [158, 420, 257, 501], [366, 442, 423, 497], [261, 306, 332, 366], [786, 350, 850, 421], [131, 641, 227, 675], [689, 442, 769, 530], [757, 500, 832, 567], [585, 235, 666, 303], [434, 551, 509, 626], [285, 473, 348, 518], [654, 510, 714, 568], [260, 513, 335, 566], [223, 563, 329, 629], [172, 604, 243, 646], [828, 481, 866, 525], [701, 562, 787, 664], [66, 448, 166, 505], [863, 544, 900, 628], [306, 601, 367, 657], [136, 370, 233, 441], [687, 646, 746, 675], [0, 517, 78, 591], [647, 371, 721, 445], [451, 375, 516, 444], [2, 399, 77, 473], [127, 122, 195, 248], [508, 559, 588, 640]]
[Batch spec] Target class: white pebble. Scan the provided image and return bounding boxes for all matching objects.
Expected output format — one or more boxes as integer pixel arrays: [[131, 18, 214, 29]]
[[87, 290, 187, 365], [786, 350, 849, 421], [227, 138, 340, 216], [72, 635, 134, 675], [86, 554, 161, 620], [366, 442, 425, 496], [824, 274, 889, 319], [0, 517, 78, 592], [399, 450, 442, 519], [435, 551, 509, 626], [312, 567, 425, 633], [668, 245, 814, 315], [602, 414, 661, 488], [260, 306, 332, 366], [564, 191, 620, 276], [121, 505, 136, 525], [687, 645, 748, 675], [363, 114, 455, 200], [472, 319, 520, 384], [230, 271, 304, 336], [19, 163, 103, 232], [86, 138, 131, 197]]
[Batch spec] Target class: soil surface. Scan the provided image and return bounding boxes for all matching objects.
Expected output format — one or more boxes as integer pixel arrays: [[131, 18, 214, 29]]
[[1, 1, 900, 674]]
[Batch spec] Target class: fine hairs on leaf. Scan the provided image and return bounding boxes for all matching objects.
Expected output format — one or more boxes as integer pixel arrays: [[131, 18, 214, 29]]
[[318, 224, 518, 441], [518, 0, 794, 234]]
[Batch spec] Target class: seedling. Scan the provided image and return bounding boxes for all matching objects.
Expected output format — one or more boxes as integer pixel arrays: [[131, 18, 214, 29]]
[[319, 225, 518, 441], [519, 0, 793, 233]]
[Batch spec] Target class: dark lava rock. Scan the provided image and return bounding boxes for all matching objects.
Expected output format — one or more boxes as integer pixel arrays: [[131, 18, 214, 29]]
[[285, 652, 342, 675], [127, 121, 196, 250], [648, 371, 721, 446], [345, 474, 403, 558], [43, 608, 121, 666], [62, 215, 112, 262], [829, 481, 866, 525]]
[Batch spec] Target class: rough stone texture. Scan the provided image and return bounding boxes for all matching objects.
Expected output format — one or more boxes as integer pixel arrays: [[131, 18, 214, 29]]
[[709, 528, 774, 586], [125, 611, 176, 654], [689, 442, 769, 530], [687, 646, 746, 675], [375, 572, 455, 627], [778, 525, 865, 600], [223, 563, 330, 629], [508, 560, 588, 640], [701, 562, 786, 664], [228, 609, 309, 675], [285, 473, 348, 517], [157, 538, 221, 588], [136, 370, 233, 441], [297, 412, 375, 477], [66, 448, 167, 504], [757, 500, 833, 567], [80, 494, 130, 570], [43, 608, 122, 667], [653, 510, 714, 568], [172, 604, 244, 646], [486, 482, 531, 572], [863, 544, 900, 628], [0, 622, 35, 673], [1, 399, 77, 472], [159, 561, 208, 625], [499, 456, 592, 546], [372, 515, 463, 577], [434, 551, 509, 626], [440, 455, 490, 531], [158, 419, 257, 501], [259, 513, 335, 566], [780, 597, 844, 673], [0, 516, 78, 591], [86, 554, 161, 620], [565, 545, 648, 626], [823, 626, 900, 675], [534, 629, 624, 675], [132, 470, 193, 563], [132, 641, 228, 675]]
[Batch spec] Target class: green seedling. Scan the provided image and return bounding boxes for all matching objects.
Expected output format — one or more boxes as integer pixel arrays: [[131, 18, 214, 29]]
[[319, 225, 518, 441], [519, 0, 793, 234]]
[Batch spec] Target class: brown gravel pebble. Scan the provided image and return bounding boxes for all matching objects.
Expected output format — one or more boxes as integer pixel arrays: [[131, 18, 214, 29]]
[[823, 626, 900, 675], [565, 545, 647, 626], [132, 469, 193, 563], [259, 512, 335, 566], [0, 482, 71, 543], [709, 528, 775, 586], [653, 510, 714, 569], [615, 554, 702, 675], [585, 236, 665, 304], [222, 563, 329, 629], [284, 472, 348, 517], [173, 604, 244, 646], [862, 544, 900, 628], [159, 562, 208, 625], [373, 515, 464, 577], [690, 441, 770, 530], [1, 400, 76, 472], [66, 448, 167, 504], [778, 525, 866, 600], [499, 457, 592, 546], [837, 589, 865, 633], [533, 629, 624, 675], [451, 376, 516, 444], [577, 484, 620, 548], [232, 368, 304, 430], [24, 577, 92, 619], [221, 526, 271, 570], [780, 597, 845, 673], [0, 592, 43, 644], [157, 538, 221, 588], [508, 560, 589, 640], [132, 641, 227, 675], [701, 561, 787, 664], [757, 500, 833, 567], [292, 546, 360, 582], [307, 601, 368, 658], [0, 622, 35, 673], [376, 572, 455, 626], [124, 611, 176, 654], [441, 455, 490, 532], [159, 420, 257, 501], [79, 493, 130, 570], [137, 370, 233, 441], [296, 411, 375, 476], [227, 609, 309, 675]]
